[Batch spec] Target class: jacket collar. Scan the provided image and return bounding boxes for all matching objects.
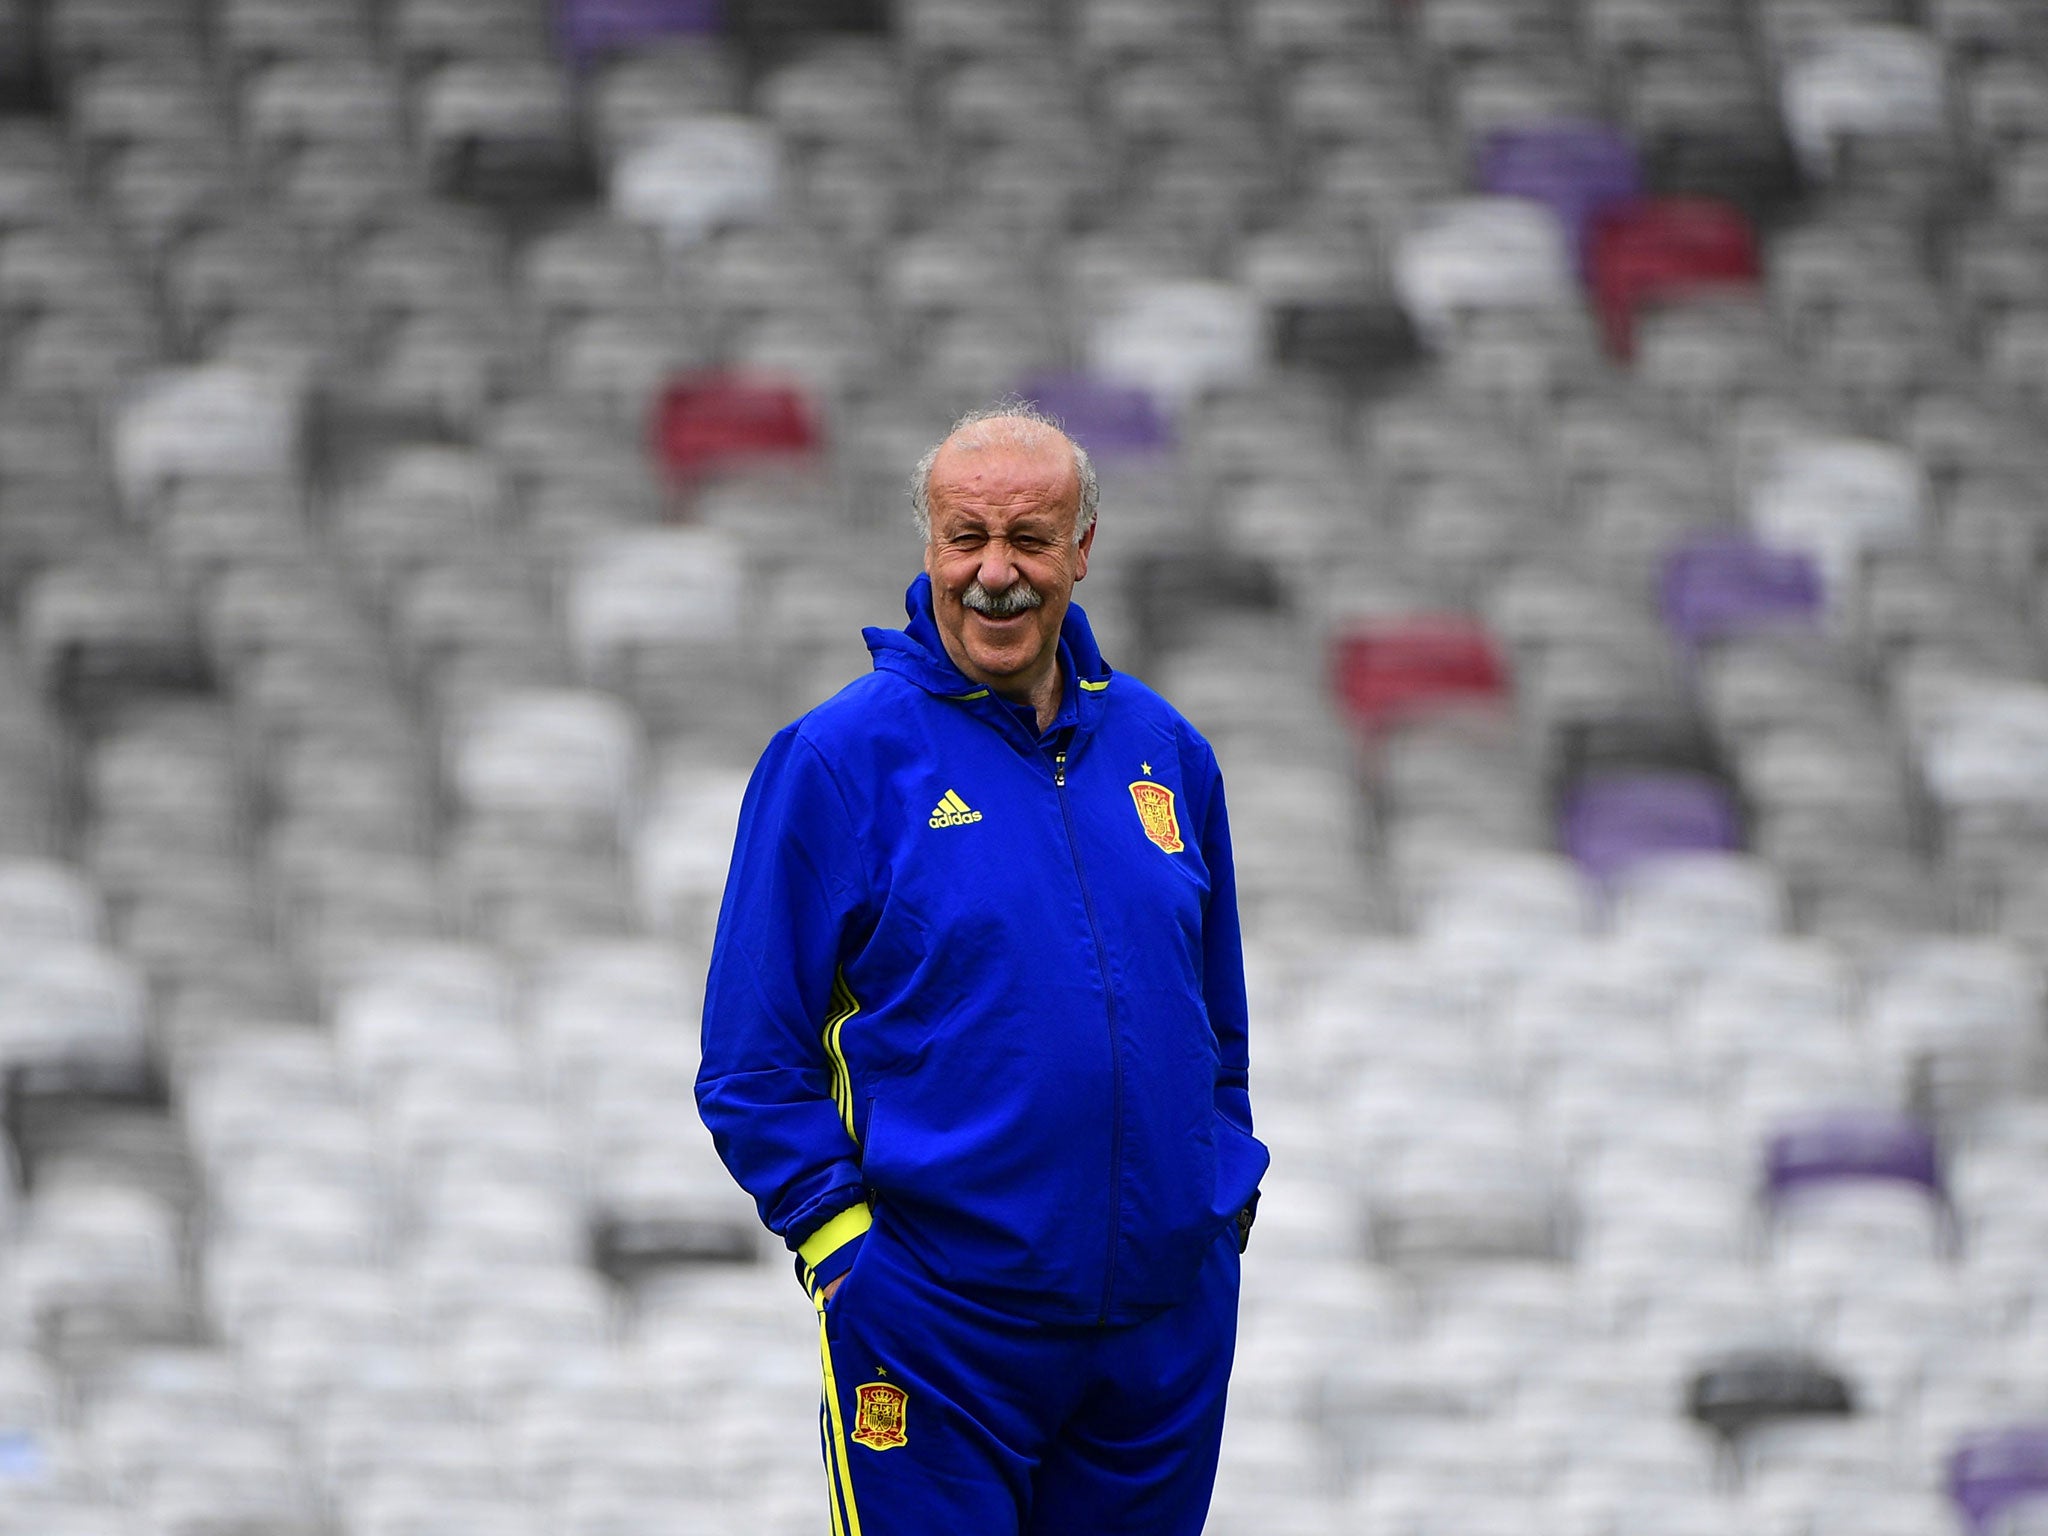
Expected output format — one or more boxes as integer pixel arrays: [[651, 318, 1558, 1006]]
[[865, 574, 1113, 740]]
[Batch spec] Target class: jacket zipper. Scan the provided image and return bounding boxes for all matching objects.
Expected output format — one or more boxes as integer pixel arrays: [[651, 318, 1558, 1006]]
[[1054, 746, 1122, 1324]]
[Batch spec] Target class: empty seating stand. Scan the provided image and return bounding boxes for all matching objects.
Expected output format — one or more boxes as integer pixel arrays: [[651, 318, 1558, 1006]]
[[0, 0, 2040, 1533]]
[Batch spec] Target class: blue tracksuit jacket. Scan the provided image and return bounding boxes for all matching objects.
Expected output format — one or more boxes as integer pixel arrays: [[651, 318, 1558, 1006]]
[[697, 575, 1268, 1326]]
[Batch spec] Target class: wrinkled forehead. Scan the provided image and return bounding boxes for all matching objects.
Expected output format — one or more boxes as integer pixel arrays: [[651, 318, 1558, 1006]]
[[926, 436, 1080, 528]]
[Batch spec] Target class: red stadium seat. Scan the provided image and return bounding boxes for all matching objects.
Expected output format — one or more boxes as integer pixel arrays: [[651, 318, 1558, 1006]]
[[1330, 614, 1510, 734], [1587, 197, 1761, 358], [650, 371, 820, 485]]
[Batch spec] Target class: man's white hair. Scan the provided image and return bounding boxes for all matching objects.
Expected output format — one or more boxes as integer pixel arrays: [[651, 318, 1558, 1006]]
[[910, 399, 1099, 545]]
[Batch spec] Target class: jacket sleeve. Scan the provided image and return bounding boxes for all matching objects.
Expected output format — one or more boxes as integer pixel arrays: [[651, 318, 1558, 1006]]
[[1194, 740, 1255, 1144], [696, 727, 874, 1293]]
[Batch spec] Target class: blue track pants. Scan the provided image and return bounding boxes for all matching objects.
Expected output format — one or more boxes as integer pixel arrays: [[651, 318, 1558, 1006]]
[[813, 1218, 1241, 1535]]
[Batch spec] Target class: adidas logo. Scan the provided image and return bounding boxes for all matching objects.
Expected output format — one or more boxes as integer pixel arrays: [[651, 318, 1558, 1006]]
[[928, 790, 983, 829]]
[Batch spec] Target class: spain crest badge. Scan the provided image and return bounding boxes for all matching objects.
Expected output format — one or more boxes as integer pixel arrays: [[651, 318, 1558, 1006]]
[[851, 1381, 908, 1450], [1128, 781, 1184, 853]]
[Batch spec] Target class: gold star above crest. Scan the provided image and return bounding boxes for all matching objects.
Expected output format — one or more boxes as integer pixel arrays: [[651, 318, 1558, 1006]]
[[1141, 762, 1151, 776]]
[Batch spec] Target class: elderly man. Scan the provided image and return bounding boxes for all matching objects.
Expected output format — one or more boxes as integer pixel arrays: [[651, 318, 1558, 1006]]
[[697, 402, 1267, 1535]]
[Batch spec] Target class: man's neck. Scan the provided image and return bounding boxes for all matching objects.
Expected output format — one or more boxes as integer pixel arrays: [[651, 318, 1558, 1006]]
[[982, 664, 1062, 735], [938, 637, 1064, 734], [1026, 670, 1062, 735]]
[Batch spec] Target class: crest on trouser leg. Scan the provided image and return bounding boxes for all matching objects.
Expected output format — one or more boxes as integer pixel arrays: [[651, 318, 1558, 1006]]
[[852, 1381, 908, 1449]]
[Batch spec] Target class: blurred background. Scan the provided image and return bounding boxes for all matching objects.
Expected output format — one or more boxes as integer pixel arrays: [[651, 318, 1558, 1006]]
[[0, 0, 2047, 1534]]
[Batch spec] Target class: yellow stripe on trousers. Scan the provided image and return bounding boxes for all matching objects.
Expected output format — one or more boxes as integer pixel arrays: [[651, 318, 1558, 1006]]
[[818, 1401, 844, 1536], [817, 1293, 863, 1536]]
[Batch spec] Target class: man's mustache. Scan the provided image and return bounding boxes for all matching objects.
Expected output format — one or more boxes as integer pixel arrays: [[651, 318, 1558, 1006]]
[[963, 580, 1043, 618]]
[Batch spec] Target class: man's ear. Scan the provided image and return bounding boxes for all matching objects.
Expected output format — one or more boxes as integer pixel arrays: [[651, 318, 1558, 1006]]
[[1074, 520, 1094, 582]]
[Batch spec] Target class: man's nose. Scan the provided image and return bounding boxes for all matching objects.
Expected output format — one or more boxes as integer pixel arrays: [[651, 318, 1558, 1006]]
[[975, 540, 1018, 590]]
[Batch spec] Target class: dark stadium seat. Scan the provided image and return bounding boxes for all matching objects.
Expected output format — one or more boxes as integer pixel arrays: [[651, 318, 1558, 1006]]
[[1686, 1349, 1856, 1441]]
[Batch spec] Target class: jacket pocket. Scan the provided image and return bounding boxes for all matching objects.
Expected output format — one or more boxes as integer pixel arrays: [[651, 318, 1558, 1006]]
[[1211, 1115, 1271, 1225], [856, 1089, 885, 1179]]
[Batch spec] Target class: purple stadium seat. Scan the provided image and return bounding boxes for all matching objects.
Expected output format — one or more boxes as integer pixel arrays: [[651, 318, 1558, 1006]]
[[1475, 120, 1642, 272], [1950, 1426, 2048, 1532], [1658, 531, 1825, 651], [1764, 1110, 1943, 1202], [1015, 372, 1173, 460], [1559, 769, 1742, 884], [557, 0, 722, 62]]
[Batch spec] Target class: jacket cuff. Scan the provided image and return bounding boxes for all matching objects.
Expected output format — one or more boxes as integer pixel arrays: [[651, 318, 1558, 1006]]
[[796, 1202, 872, 1296]]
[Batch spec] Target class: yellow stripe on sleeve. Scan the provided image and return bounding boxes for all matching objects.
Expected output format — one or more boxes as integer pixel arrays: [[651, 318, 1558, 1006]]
[[798, 1202, 873, 1269], [822, 969, 861, 1141]]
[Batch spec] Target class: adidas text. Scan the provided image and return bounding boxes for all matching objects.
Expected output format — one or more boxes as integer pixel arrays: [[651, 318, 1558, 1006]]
[[929, 790, 983, 828]]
